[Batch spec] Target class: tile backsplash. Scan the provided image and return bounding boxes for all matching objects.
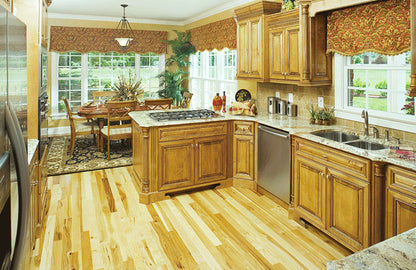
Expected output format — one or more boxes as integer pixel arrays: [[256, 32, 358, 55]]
[[255, 82, 416, 144]]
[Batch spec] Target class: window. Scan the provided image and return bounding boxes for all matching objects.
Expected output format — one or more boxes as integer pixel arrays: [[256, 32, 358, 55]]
[[334, 51, 413, 132], [189, 48, 237, 109], [51, 52, 164, 116]]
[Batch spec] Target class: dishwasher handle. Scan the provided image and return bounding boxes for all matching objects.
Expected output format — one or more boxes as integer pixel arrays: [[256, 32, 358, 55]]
[[259, 125, 289, 139]]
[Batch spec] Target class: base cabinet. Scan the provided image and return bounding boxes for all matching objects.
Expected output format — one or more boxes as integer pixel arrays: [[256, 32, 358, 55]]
[[293, 137, 372, 252], [386, 165, 416, 238]]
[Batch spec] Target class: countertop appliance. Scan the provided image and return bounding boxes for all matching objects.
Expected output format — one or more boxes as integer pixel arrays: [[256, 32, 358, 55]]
[[278, 99, 287, 115], [268, 97, 279, 114], [287, 103, 298, 117], [149, 109, 217, 121], [0, 7, 31, 270], [258, 124, 290, 204]]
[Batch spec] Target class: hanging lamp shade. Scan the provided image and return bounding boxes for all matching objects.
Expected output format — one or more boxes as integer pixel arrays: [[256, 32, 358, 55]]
[[112, 4, 135, 50]]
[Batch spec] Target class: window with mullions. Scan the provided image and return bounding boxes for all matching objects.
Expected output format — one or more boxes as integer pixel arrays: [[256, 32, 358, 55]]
[[189, 48, 237, 109], [334, 51, 413, 131], [57, 52, 82, 113], [52, 52, 164, 116]]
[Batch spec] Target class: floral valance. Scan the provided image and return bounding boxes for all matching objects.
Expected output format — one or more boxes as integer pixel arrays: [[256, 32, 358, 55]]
[[327, 0, 411, 56], [50, 26, 168, 54], [189, 17, 237, 52]]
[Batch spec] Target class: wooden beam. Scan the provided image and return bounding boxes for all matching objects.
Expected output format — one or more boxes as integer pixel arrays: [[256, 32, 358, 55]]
[[309, 0, 377, 17]]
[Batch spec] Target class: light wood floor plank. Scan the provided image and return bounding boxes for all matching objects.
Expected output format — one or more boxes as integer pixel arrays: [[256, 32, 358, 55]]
[[31, 167, 351, 269]]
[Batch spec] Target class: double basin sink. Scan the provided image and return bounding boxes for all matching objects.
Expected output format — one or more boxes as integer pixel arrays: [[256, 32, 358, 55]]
[[311, 130, 388, 150]]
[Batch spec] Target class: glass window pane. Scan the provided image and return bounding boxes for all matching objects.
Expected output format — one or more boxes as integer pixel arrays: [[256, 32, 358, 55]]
[[70, 80, 81, 90], [58, 80, 69, 90]]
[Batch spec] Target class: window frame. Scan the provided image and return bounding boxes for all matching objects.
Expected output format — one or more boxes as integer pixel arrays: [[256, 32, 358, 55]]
[[51, 52, 165, 118], [189, 49, 237, 109], [334, 53, 415, 133]]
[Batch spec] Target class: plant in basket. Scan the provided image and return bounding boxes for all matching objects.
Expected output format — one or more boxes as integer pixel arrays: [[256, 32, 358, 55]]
[[111, 71, 144, 101]]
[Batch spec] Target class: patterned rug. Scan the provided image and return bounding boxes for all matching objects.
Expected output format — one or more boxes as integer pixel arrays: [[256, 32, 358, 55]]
[[46, 135, 132, 176]]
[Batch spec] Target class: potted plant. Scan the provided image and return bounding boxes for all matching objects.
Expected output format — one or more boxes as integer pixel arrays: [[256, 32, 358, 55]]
[[315, 110, 324, 125], [158, 30, 196, 106], [308, 104, 316, 124], [322, 107, 334, 125], [111, 71, 144, 102]]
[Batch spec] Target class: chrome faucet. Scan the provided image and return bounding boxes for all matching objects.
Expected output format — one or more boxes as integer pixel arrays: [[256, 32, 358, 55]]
[[371, 126, 379, 139], [361, 110, 369, 136]]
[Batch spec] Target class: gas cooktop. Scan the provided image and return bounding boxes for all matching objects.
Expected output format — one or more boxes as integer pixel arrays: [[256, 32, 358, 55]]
[[148, 109, 217, 121]]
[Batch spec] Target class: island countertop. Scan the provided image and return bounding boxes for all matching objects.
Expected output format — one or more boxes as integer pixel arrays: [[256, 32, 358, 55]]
[[129, 109, 416, 171], [326, 227, 416, 270]]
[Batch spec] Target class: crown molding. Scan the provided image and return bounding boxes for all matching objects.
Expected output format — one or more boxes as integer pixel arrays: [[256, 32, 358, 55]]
[[48, 13, 186, 26]]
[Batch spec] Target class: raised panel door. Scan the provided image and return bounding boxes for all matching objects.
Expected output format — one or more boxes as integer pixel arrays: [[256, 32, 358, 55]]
[[158, 140, 194, 191], [326, 168, 369, 251], [237, 20, 249, 78], [233, 134, 254, 181], [269, 28, 285, 80], [286, 26, 300, 81], [386, 189, 416, 238], [294, 155, 326, 229], [195, 135, 227, 184], [248, 17, 263, 79]]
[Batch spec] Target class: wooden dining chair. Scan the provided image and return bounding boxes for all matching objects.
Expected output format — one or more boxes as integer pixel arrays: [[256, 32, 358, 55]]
[[93, 91, 115, 104], [100, 100, 137, 160], [63, 98, 99, 156], [144, 98, 173, 110]]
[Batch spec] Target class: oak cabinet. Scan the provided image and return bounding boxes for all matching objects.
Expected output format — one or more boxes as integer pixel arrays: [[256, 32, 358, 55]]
[[386, 165, 416, 238], [234, 1, 282, 81], [38, 145, 48, 225], [232, 121, 255, 182], [293, 137, 372, 252], [132, 121, 230, 204], [266, 5, 332, 85]]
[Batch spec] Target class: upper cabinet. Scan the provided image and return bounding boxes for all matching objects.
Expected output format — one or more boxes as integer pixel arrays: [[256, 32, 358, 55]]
[[234, 1, 332, 86], [234, 1, 282, 81]]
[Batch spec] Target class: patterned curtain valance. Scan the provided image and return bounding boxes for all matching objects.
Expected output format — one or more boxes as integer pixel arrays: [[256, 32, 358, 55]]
[[189, 17, 237, 52], [327, 0, 411, 56], [50, 26, 168, 54]]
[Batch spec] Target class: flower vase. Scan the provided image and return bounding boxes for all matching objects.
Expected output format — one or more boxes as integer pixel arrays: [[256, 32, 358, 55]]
[[213, 93, 222, 112]]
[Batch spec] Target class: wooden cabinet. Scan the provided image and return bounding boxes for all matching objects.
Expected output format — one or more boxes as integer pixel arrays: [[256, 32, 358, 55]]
[[234, 1, 282, 81], [38, 145, 48, 225], [293, 137, 373, 252], [266, 5, 332, 85], [133, 121, 230, 204], [386, 165, 416, 238], [29, 150, 39, 248], [232, 121, 256, 182]]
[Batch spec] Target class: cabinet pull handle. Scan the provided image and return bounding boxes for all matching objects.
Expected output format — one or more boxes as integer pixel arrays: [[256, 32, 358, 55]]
[[326, 174, 329, 179], [413, 201, 416, 205], [31, 181, 39, 186], [413, 185, 416, 189], [195, 144, 198, 147], [320, 172, 324, 176], [323, 155, 327, 158]]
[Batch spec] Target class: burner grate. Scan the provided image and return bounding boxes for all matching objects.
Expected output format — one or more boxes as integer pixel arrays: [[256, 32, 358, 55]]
[[149, 109, 216, 121]]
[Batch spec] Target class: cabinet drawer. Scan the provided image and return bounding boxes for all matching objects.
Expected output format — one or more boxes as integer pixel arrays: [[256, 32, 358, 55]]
[[294, 137, 370, 180], [233, 121, 254, 135], [158, 122, 227, 142], [387, 165, 416, 196]]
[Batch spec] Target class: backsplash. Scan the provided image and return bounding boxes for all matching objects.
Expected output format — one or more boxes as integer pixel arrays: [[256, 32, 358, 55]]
[[255, 82, 416, 144]]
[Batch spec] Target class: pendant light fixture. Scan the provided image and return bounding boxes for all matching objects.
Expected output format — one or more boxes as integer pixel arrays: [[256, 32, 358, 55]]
[[112, 4, 135, 50]]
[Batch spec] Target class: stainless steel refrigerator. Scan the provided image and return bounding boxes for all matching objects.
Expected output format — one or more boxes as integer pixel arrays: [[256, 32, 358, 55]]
[[0, 5, 30, 270]]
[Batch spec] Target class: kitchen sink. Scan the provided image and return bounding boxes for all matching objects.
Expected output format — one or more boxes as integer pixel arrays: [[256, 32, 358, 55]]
[[345, 140, 388, 150], [311, 130, 360, 142]]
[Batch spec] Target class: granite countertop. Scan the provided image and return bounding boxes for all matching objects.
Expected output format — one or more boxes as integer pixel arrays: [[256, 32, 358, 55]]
[[327, 228, 416, 270], [27, 139, 38, 164], [129, 109, 416, 171]]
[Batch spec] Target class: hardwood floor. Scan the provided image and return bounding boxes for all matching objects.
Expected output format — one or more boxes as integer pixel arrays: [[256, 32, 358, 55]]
[[30, 166, 351, 269]]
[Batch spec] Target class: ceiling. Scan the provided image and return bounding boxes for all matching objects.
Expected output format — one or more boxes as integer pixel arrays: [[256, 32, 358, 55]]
[[48, 0, 254, 25]]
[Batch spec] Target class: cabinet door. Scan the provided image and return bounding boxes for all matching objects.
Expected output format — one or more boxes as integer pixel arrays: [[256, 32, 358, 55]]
[[233, 134, 254, 181], [248, 17, 263, 79], [39, 145, 48, 224], [326, 169, 370, 251], [285, 26, 300, 81], [386, 189, 416, 238], [195, 135, 227, 184], [269, 27, 285, 80], [158, 139, 194, 191], [293, 156, 326, 229], [237, 20, 249, 78]]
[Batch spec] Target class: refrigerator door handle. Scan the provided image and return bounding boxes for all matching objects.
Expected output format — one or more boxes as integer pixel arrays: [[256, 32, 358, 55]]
[[5, 104, 30, 270]]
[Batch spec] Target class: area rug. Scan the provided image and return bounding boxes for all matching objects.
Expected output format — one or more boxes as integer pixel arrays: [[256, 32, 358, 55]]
[[46, 135, 132, 176]]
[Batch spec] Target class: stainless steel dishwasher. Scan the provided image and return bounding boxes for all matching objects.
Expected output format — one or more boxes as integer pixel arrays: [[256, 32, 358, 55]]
[[258, 124, 290, 204]]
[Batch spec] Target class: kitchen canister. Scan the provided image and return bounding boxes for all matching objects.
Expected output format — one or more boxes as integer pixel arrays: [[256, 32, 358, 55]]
[[287, 103, 298, 117], [278, 99, 287, 115], [268, 97, 279, 114]]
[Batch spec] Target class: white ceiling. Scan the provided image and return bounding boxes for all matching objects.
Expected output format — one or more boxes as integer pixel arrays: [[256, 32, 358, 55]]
[[48, 0, 254, 25]]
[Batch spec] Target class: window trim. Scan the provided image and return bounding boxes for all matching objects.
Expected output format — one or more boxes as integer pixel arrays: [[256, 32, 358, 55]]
[[334, 53, 416, 133], [50, 52, 164, 118]]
